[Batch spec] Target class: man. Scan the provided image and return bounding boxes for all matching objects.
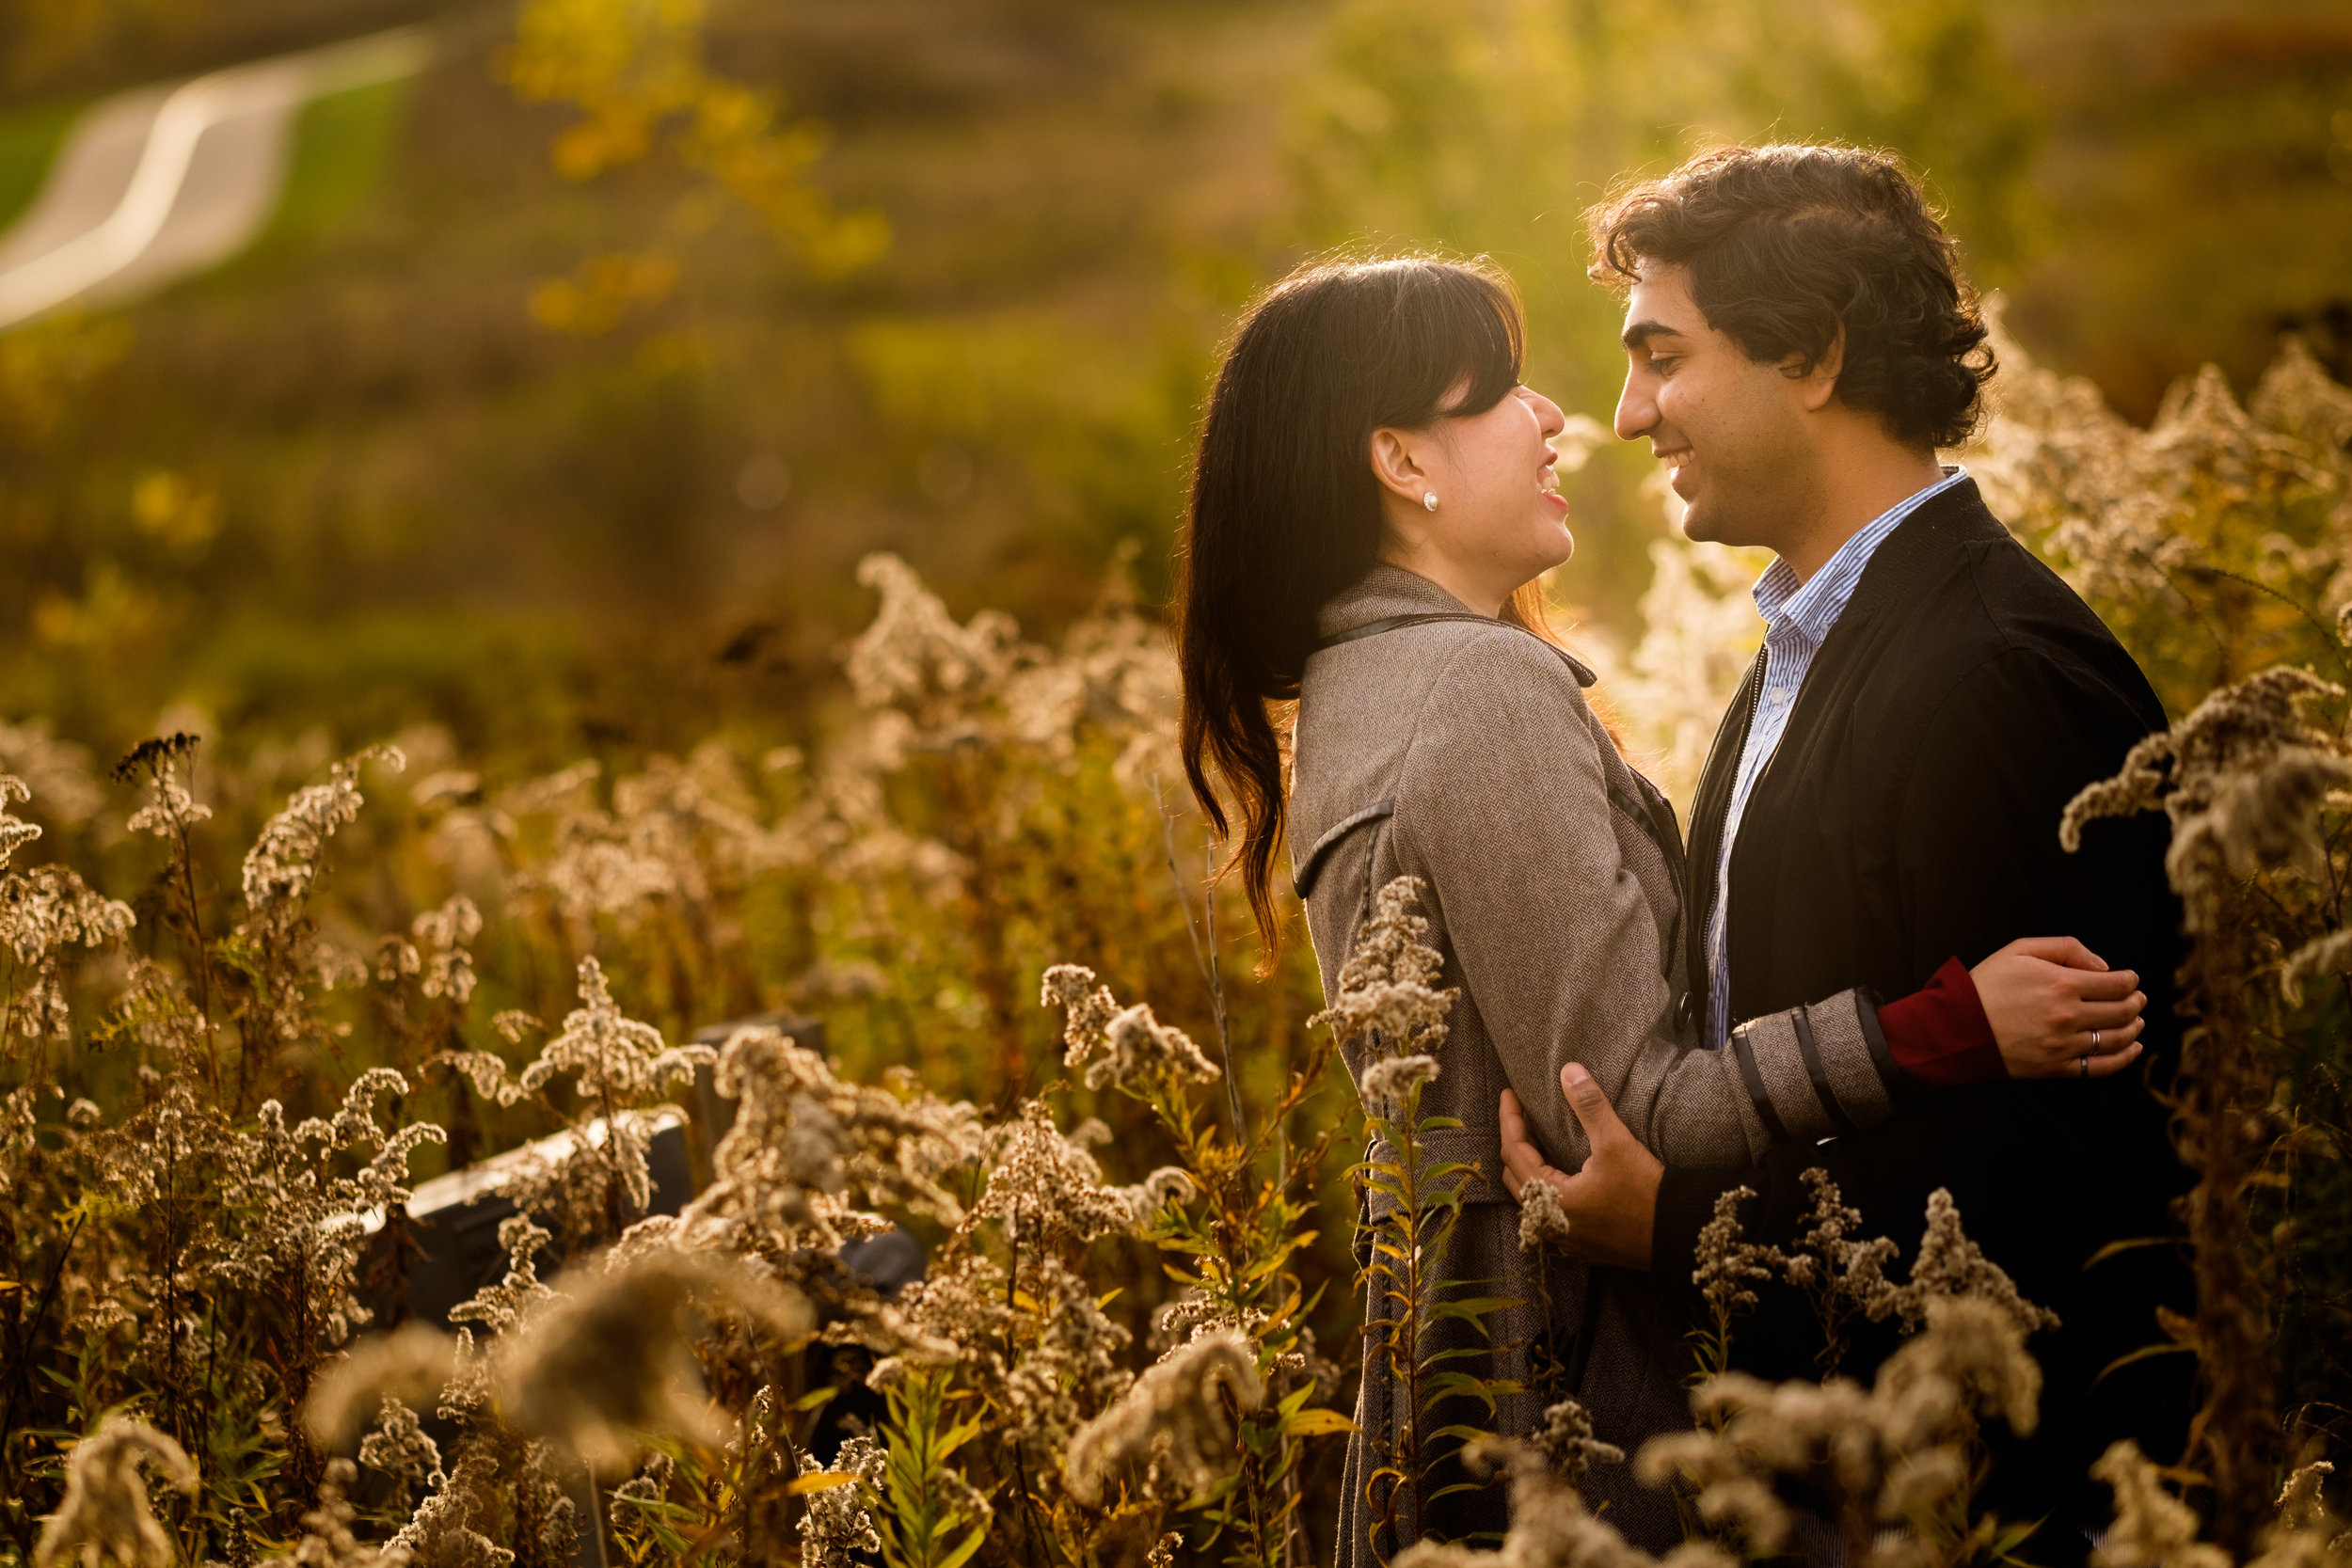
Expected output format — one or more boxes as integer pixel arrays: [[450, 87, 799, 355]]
[[1501, 143, 2193, 1555]]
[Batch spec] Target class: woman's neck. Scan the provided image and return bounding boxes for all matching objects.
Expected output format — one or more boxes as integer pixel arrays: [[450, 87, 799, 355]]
[[1375, 546, 1507, 617]]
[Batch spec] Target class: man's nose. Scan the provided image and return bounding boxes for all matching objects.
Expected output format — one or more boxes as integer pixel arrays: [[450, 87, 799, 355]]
[[1613, 373, 1654, 442]]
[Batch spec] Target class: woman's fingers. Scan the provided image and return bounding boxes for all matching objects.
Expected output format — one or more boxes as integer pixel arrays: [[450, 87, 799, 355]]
[[2080, 1039, 2145, 1078], [2013, 1016, 2146, 1077], [2060, 966, 2140, 1003], [2000, 934, 2106, 970], [2067, 992, 2147, 1033]]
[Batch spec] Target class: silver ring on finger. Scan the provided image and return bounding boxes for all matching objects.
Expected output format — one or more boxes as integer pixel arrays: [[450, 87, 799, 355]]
[[2090, 1028, 2101, 1051], [2078, 1054, 2090, 1078]]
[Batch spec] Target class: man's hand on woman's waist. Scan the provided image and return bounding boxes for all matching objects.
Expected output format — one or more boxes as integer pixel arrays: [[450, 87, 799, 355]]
[[1499, 1065, 1661, 1272]]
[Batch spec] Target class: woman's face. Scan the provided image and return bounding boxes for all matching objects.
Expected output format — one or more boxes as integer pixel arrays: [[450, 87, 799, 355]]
[[1375, 382, 1574, 612]]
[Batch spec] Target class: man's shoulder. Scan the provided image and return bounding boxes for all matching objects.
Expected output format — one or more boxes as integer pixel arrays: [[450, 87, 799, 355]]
[[1845, 491, 2159, 726]]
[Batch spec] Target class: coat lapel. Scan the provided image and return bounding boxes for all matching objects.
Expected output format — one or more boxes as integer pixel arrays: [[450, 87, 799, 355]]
[[1683, 648, 1765, 1034]]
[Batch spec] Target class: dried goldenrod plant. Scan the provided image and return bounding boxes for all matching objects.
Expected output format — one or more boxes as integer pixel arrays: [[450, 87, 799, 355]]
[[2, 377, 2350, 1568]]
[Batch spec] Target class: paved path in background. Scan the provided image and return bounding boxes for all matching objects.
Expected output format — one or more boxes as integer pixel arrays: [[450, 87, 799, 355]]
[[0, 28, 429, 328]]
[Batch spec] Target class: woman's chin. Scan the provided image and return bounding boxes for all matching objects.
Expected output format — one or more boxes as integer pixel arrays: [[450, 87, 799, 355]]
[[1537, 520, 1575, 567]]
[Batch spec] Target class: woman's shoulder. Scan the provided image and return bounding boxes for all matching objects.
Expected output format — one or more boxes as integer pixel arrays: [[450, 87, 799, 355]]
[[1418, 620, 1598, 709], [1386, 625, 1611, 777]]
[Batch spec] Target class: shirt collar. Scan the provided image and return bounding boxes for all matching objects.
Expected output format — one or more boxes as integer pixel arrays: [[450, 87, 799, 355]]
[[1751, 465, 1967, 643]]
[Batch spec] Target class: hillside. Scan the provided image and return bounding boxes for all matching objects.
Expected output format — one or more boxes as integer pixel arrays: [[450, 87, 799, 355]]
[[0, 0, 2342, 772]]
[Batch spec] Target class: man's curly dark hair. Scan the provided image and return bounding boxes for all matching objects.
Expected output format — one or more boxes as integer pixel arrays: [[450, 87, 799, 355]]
[[1587, 144, 1994, 450]]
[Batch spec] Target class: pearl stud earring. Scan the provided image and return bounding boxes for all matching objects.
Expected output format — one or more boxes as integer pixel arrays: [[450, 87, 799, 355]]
[[1422, 491, 1438, 512]]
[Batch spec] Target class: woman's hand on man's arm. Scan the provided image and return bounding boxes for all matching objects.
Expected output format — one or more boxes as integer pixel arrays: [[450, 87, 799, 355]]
[[1971, 936, 2146, 1079]]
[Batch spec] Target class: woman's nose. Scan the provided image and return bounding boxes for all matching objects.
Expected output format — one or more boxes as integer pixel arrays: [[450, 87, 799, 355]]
[[1525, 387, 1567, 439]]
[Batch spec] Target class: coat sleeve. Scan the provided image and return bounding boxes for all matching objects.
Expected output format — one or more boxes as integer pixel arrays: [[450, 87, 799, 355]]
[[1390, 632, 1906, 1172]]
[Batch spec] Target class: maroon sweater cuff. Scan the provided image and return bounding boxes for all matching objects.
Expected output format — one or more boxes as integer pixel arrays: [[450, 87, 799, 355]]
[[1877, 956, 2005, 1086]]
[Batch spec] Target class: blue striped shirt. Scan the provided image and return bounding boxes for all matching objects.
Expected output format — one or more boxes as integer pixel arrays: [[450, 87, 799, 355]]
[[1705, 465, 1968, 1050]]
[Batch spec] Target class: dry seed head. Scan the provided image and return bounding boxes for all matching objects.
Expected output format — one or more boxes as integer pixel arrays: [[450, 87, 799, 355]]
[[492, 1009, 541, 1044], [34, 1416, 198, 1568], [796, 1436, 887, 1568], [1529, 1397, 1623, 1491], [2282, 927, 2352, 1003], [389, 1449, 514, 1568], [2249, 335, 2352, 451], [847, 552, 1023, 716], [2208, 747, 2352, 880], [1361, 1052, 1441, 1119], [414, 894, 483, 1004], [518, 957, 713, 1109], [1395, 1431, 1740, 1568], [305, 1321, 459, 1447], [998, 1256, 1137, 1462], [1692, 1184, 1774, 1320], [1873, 1188, 2059, 1338], [2062, 669, 2349, 928], [357, 1396, 442, 1513], [0, 774, 40, 871], [2091, 1440, 2233, 1568], [1312, 876, 1457, 1065], [1041, 963, 1120, 1066], [496, 1248, 812, 1473], [122, 755, 213, 841], [434, 1050, 528, 1108], [977, 1099, 1152, 1247], [242, 745, 403, 911], [1063, 1329, 1263, 1508], [1518, 1177, 1575, 1253], [1878, 1294, 2043, 1445], [1042, 965, 1218, 1091]]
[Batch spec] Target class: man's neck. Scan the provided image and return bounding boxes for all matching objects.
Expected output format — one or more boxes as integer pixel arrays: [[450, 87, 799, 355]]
[[1779, 447, 1948, 585]]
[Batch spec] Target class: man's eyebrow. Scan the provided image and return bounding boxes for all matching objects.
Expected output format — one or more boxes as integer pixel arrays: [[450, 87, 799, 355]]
[[1621, 320, 1686, 351]]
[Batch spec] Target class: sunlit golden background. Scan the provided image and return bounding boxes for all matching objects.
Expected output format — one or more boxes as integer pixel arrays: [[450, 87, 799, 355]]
[[1, 0, 2347, 765]]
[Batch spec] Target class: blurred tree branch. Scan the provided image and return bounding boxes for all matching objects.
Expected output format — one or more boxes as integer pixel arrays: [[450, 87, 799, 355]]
[[503, 0, 889, 336]]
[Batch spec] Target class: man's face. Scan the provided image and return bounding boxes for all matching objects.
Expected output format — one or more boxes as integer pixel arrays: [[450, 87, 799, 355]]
[[1612, 263, 1815, 550]]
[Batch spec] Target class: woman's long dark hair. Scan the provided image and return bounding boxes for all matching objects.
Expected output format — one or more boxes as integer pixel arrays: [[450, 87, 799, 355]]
[[1177, 256, 1550, 961]]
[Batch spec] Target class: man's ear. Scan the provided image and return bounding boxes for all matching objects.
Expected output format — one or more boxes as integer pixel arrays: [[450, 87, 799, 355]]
[[1368, 426, 1432, 508], [1786, 327, 1846, 414]]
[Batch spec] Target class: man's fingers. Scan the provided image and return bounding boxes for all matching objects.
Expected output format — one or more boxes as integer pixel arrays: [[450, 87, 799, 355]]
[[1558, 1063, 1629, 1148], [2081, 1040, 2145, 1079], [1499, 1089, 1538, 1198], [2006, 935, 2106, 971]]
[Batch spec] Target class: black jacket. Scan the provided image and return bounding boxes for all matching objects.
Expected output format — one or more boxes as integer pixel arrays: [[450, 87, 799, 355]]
[[1655, 478, 2194, 1548]]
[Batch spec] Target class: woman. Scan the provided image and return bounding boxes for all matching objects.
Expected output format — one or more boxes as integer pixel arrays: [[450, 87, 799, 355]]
[[1174, 258, 2146, 1560]]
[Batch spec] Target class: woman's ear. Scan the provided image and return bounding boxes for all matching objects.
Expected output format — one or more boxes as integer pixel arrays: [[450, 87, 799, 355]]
[[1368, 426, 1433, 509]]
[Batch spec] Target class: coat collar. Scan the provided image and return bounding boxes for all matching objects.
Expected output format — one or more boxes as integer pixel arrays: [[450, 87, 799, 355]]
[[1314, 564, 1598, 687], [1315, 563, 1479, 640]]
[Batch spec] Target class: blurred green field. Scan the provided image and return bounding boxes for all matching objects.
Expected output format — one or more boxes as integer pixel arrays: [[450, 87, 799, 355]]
[[0, 0, 2345, 780]]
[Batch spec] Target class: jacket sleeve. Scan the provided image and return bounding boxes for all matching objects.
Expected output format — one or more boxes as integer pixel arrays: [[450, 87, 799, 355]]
[[1391, 632, 1905, 1172]]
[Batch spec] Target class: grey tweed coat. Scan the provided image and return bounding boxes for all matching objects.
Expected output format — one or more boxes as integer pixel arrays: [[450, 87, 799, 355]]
[[1291, 566, 1910, 1562]]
